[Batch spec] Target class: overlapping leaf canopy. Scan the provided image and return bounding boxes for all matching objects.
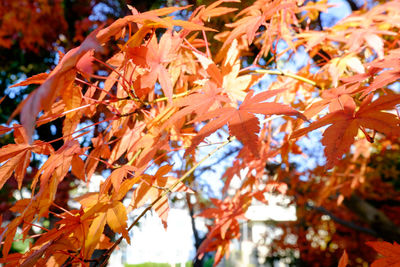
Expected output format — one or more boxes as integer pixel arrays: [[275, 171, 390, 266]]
[[0, 0, 400, 266]]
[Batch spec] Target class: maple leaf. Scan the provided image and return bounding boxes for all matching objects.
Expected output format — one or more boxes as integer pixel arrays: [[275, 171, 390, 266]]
[[131, 165, 192, 228], [292, 93, 400, 168], [186, 89, 306, 157], [85, 210, 107, 258], [197, 197, 248, 240], [220, 0, 297, 57], [62, 83, 84, 138], [71, 154, 85, 181], [192, 0, 238, 23], [193, 42, 261, 104], [197, 193, 254, 266], [95, 5, 215, 47], [221, 39, 264, 103], [360, 49, 400, 97], [78, 192, 131, 257], [303, 84, 358, 120], [224, 10, 264, 48], [22, 209, 93, 264], [300, 0, 333, 21], [128, 31, 180, 102], [9, 72, 49, 88], [12, 28, 102, 141], [106, 201, 130, 243], [108, 165, 136, 194], [108, 120, 144, 164], [0, 126, 53, 189], [366, 241, 400, 267], [193, 51, 224, 86], [326, 54, 365, 87], [162, 81, 228, 130], [85, 134, 111, 182], [31, 140, 81, 191], [112, 175, 142, 201]]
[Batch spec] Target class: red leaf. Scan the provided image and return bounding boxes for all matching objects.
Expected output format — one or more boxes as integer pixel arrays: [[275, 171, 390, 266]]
[[76, 50, 96, 79], [129, 31, 180, 102], [71, 155, 85, 181], [13, 28, 102, 141], [0, 143, 30, 162], [0, 151, 29, 189], [186, 90, 305, 157], [338, 250, 348, 267], [162, 81, 228, 130], [367, 241, 400, 267], [131, 165, 192, 228], [106, 201, 130, 243], [292, 93, 400, 168], [10, 72, 49, 88]]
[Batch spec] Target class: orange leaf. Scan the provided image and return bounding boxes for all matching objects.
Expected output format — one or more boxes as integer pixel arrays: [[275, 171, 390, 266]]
[[14, 28, 102, 141], [9, 72, 49, 88], [131, 165, 192, 228], [186, 90, 305, 157], [14, 150, 31, 189], [0, 134, 33, 189], [367, 241, 400, 267], [0, 143, 30, 162], [95, 234, 113, 250], [84, 212, 107, 258], [106, 201, 130, 243], [193, 52, 223, 87], [292, 111, 359, 169], [163, 82, 227, 129], [71, 154, 85, 181], [292, 94, 400, 168], [129, 31, 180, 102], [13, 125, 29, 144], [31, 140, 81, 191], [109, 165, 135, 194], [195, 0, 238, 21], [338, 250, 348, 267], [113, 175, 141, 201]]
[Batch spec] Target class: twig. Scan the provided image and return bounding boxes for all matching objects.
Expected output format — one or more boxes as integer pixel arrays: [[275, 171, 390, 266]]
[[253, 69, 321, 89], [306, 202, 378, 236]]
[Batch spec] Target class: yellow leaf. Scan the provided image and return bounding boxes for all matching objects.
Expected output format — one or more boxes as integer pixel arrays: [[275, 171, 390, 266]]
[[106, 201, 130, 244], [85, 212, 107, 258], [113, 175, 141, 201]]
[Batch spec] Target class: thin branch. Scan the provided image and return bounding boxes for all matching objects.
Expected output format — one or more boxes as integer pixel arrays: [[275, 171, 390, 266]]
[[126, 147, 144, 166], [253, 69, 321, 89], [92, 57, 133, 98], [306, 202, 378, 237], [344, 0, 360, 11], [343, 194, 400, 242], [150, 90, 191, 104], [196, 146, 240, 174], [123, 90, 191, 106]]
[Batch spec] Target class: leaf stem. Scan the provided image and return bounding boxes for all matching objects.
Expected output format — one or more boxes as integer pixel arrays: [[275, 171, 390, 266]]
[[132, 90, 191, 105], [154, 90, 191, 103], [127, 147, 144, 166], [254, 69, 321, 89]]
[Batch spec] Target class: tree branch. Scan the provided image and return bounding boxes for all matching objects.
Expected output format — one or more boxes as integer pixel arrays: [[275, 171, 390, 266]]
[[344, 0, 360, 11], [343, 194, 400, 243], [306, 202, 378, 237], [307, 194, 400, 243]]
